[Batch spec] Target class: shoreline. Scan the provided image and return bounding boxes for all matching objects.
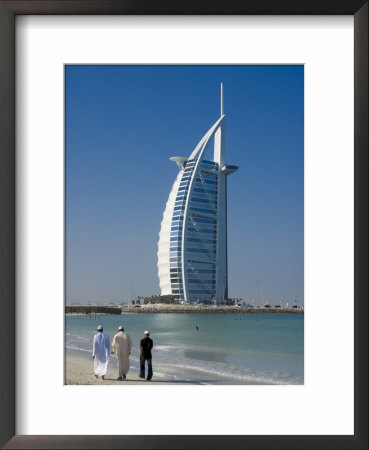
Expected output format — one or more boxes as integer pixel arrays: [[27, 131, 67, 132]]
[[65, 350, 269, 385], [66, 351, 175, 385], [66, 305, 304, 315], [66, 313, 303, 385]]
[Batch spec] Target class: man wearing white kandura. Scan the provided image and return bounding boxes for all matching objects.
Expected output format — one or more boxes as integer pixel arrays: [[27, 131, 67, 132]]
[[92, 325, 110, 380], [111, 325, 132, 380]]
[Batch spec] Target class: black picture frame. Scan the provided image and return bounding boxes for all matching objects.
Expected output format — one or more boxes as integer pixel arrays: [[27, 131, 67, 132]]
[[0, 1, 367, 449]]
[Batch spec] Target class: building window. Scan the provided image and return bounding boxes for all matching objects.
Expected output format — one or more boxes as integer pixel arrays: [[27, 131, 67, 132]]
[[188, 290, 214, 295]]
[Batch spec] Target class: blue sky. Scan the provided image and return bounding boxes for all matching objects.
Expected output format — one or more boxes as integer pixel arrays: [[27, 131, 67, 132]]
[[66, 65, 304, 305]]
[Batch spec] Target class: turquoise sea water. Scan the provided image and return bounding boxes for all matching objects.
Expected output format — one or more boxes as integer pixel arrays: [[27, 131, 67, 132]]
[[66, 313, 304, 384]]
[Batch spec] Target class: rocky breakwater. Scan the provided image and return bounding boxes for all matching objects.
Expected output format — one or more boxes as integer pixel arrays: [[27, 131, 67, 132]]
[[66, 305, 121, 315], [121, 304, 303, 314]]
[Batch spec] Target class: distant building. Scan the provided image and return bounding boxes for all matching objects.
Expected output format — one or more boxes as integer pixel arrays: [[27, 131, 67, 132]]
[[157, 84, 238, 304]]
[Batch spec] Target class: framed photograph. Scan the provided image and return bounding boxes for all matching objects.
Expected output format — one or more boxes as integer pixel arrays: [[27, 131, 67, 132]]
[[0, 1, 367, 449], [64, 64, 305, 387]]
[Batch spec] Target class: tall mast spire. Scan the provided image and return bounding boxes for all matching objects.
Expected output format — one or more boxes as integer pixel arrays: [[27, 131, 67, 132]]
[[220, 82, 224, 116]]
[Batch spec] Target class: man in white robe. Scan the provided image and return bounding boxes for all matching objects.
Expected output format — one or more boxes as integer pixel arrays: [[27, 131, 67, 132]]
[[111, 326, 132, 380], [92, 325, 110, 379]]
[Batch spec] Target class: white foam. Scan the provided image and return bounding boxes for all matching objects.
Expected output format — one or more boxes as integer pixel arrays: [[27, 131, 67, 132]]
[[65, 344, 91, 354]]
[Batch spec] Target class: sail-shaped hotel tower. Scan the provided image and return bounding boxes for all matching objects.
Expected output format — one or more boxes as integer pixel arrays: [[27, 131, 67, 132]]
[[157, 84, 238, 304]]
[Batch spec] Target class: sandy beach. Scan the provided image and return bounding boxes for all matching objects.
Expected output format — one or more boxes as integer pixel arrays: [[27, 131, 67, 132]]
[[66, 313, 303, 385], [65, 351, 268, 385], [65, 351, 179, 385]]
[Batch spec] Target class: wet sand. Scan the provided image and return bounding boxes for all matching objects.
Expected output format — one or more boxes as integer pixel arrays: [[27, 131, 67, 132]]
[[65, 351, 266, 385]]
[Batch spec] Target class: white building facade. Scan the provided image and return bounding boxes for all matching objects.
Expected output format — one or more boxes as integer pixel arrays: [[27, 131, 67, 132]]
[[157, 85, 238, 304]]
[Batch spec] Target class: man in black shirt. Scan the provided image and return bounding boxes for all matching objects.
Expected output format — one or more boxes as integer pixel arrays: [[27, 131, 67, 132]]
[[139, 330, 153, 381]]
